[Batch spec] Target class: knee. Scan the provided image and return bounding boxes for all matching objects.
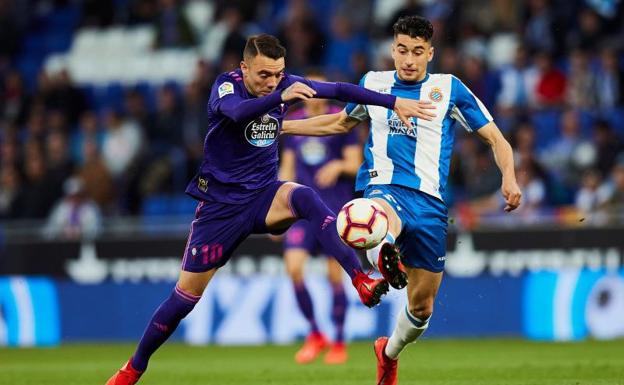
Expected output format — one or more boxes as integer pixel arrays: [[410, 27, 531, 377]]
[[286, 265, 305, 283], [407, 297, 434, 321]]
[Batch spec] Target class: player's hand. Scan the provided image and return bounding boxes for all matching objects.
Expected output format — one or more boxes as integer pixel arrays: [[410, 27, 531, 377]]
[[315, 160, 344, 188], [393, 98, 436, 128], [501, 177, 522, 212], [281, 82, 317, 102]]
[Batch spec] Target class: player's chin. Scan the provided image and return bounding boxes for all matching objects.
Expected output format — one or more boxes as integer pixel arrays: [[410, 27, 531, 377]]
[[400, 69, 419, 81]]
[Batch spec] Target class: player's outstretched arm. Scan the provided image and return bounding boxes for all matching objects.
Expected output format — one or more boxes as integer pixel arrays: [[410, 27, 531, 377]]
[[282, 110, 360, 136], [476, 122, 522, 212], [288, 78, 436, 127]]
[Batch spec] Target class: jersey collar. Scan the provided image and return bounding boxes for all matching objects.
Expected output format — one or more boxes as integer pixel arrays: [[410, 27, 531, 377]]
[[393, 71, 429, 86]]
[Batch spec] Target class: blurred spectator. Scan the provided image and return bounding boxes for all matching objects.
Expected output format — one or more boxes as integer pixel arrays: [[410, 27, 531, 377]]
[[140, 84, 187, 194], [37, 70, 87, 125], [46, 128, 74, 188], [566, 48, 597, 109], [384, 0, 423, 36], [1, 70, 30, 125], [566, 8, 604, 51], [575, 168, 608, 216], [595, 48, 624, 110], [219, 7, 247, 59], [534, 51, 567, 108], [201, 7, 244, 63], [181, 80, 208, 165], [324, 13, 368, 81], [71, 111, 104, 165], [0, 135, 19, 168], [496, 45, 539, 116], [22, 106, 47, 143], [539, 109, 592, 187], [0, 0, 23, 61], [0, 165, 22, 219], [154, 0, 196, 48], [126, 0, 158, 25], [78, 139, 115, 212], [592, 120, 624, 177], [18, 149, 60, 218], [599, 155, 624, 221], [514, 159, 546, 215], [80, 0, 115, 27], [455, 135, 501, 199], [277, 0, 325, 73], [43, 176, 102, 240], [523, 0, 555, 53], [460, 54, 498, 110], [124, 89, 154, 135], [101, 109, 143, 179], [151, 84, 183, 153]]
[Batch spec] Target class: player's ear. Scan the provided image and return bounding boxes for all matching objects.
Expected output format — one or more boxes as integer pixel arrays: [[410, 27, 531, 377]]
[[428, 46, 435, 63], [240, 61, 248, 74]]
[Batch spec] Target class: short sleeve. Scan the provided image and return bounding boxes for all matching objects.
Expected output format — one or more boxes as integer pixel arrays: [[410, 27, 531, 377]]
[[208, 73, 242, 114], [344, 73, 370, 122], [449, 76, 493, 132]]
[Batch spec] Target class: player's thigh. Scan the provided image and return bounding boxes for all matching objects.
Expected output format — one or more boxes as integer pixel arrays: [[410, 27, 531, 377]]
[[182, 200, 253, 273], [284, 249, 309, 282], [264, 182, 301, 231], [370, 197, 402, 237], [326, 257, 343, 284], [399, 215, 447, 273], [405, 266, 443, 318], [363, 186, 403, 237], [177, 268, 218, 297]]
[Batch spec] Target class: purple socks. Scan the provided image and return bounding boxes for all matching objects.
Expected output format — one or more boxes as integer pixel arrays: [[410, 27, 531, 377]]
[[131, 285, 200, 371], [331, 283, 347, 343], [293, 281, 347, 342], [293, 282, 319, 333], [288, 186, 363, 279]]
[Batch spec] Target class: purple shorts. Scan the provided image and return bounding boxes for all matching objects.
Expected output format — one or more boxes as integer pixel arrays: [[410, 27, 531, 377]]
[[181, 181, 285, 272], [283, 220, 322, 255]]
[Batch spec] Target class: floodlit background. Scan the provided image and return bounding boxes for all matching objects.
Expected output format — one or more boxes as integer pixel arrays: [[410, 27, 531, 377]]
[[1, 0, 624, 353]]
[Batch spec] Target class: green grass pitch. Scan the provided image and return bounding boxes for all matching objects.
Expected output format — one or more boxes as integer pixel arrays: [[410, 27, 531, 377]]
[[1, 339, 623, 385]]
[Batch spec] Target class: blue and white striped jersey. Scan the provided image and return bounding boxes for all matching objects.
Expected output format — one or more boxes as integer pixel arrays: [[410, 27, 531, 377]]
[[345, 71, 493, 202]]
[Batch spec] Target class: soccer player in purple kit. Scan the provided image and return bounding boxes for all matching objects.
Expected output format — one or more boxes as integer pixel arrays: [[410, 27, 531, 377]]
[[279, 72, 360, 365], [105, 34, 436, 385]]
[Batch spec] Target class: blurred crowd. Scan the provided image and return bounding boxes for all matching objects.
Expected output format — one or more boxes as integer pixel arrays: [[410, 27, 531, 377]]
[[0, 0, 624, 236]]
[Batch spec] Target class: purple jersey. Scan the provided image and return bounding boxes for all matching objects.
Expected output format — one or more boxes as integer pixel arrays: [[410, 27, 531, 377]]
[[185, 68, 396, 204], [186, 69, 295, 203], [284, 106, 358, 212]]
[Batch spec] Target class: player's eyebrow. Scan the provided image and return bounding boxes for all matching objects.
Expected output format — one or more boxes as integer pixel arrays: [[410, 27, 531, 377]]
[[397, 43, 425, 51], [258, 68, 285, 76]]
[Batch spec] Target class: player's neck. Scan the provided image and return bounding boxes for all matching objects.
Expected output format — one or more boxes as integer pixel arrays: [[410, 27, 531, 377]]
[[395, 71, 428, 84]]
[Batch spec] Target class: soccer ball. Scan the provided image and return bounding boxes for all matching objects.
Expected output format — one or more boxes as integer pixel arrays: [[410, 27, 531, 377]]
[[336, 198, 389, 250]]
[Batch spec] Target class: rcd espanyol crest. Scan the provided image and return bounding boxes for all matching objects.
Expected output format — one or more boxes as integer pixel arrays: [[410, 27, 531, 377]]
[[245, 114, 279, 147]]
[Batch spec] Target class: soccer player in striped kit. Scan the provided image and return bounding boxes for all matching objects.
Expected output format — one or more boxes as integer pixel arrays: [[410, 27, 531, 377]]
[[283, 16, 522, 385]]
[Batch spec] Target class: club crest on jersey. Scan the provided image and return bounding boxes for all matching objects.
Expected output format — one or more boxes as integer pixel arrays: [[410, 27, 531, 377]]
[[429, 87, 443, 102], [218, 82, 234, 98], [245, 114, 279, 147]]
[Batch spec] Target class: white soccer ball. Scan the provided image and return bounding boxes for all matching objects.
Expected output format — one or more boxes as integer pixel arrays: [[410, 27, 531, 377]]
[[336, 198, 389, 250]]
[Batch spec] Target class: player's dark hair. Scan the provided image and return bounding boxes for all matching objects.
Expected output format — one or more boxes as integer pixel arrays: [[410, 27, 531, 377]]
[[243, 34, 286, 60], [393, 15, 434, 42]]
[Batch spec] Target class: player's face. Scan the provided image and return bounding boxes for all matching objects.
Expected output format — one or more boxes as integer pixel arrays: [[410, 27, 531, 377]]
[[391, 34, 433, 82], [240, 55, 285, 97]]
